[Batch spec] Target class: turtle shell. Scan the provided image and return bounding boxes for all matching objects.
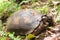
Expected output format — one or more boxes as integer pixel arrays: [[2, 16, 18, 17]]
[[6, 9, 42, 35]]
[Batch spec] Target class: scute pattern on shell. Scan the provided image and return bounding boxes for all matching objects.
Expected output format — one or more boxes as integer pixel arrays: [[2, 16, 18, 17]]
[[6, 9, 42, 35]]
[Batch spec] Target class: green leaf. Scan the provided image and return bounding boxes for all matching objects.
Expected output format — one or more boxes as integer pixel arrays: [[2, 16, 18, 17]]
[[26, 34, 35, 40], [0, 37, 6, 40], [57, 5, 60, 12], [0, 1, 11, 12], [42, 6, 48, 14], [8, 33, 14, 39]]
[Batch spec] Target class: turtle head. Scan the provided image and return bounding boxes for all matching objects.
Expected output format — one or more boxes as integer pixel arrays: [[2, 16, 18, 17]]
[[41, 14, 55, 26]]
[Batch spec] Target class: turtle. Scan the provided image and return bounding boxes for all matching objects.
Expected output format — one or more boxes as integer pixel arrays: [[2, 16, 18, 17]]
[[6, 9, 54, 36]]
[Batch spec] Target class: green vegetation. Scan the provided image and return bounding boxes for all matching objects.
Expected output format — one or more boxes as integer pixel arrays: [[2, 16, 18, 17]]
[[0, 0, 60, 40]]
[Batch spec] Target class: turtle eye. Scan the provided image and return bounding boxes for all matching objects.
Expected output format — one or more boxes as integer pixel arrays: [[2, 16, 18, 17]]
[[41, 15, 48, 21]]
